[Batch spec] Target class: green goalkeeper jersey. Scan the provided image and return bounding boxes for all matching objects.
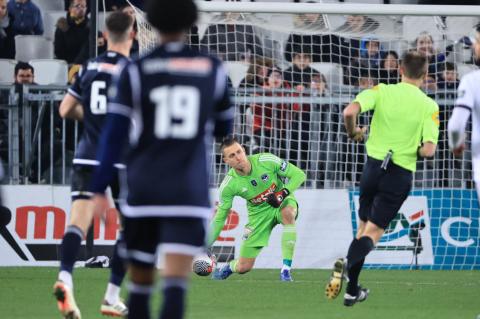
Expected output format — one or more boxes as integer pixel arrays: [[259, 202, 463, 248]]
[[208, 153, 306, 246]]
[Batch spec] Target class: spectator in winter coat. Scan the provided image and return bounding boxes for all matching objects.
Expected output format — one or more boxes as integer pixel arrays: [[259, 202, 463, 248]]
[[54, 0, 89, 64]]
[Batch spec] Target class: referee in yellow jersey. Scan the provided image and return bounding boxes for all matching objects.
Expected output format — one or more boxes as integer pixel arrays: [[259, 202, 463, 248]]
[[325, 51, 440, 306]]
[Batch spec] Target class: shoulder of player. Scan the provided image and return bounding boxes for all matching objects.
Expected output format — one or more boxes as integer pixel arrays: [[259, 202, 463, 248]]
[[219, 172, 237, 195], [460, 70, 480, 87], [256, 153, 282, 168]]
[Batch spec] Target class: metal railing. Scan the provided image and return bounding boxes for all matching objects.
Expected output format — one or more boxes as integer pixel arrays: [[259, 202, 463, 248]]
[[0, 84, 472, 190]]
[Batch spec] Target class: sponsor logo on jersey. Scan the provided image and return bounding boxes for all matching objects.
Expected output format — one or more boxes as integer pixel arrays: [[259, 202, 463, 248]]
[[251, 180, 257, 187], [142, 58, 212, 75], [261, 174, 269, 182], [280, 161, 288, 172], [249, 183, 277, 205]]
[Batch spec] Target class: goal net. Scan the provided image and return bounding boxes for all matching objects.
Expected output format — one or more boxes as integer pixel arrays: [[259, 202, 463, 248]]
[[128, 1, 480, 270]]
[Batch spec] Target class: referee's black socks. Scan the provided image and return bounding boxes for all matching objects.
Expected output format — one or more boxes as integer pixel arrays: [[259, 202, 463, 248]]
[[346, 236, 374, 269], [346, 257, 365, 296]]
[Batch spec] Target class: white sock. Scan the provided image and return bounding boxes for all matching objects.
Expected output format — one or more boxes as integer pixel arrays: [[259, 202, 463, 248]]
[[281, 264, 291, 272], [104, 283, 121, 304], [58, 271, 73, 289]]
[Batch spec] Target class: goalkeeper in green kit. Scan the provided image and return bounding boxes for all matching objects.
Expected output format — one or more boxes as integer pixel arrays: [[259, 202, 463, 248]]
[[210, 136, 306, 281]]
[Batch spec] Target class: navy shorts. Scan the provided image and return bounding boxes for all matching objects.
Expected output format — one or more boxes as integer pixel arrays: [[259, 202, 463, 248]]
[[122, 217, 207, 268], [358, 157, 413, 229], [70, 164, 120, 202]]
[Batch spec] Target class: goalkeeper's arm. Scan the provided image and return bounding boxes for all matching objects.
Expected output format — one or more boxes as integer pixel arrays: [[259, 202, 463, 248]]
[[265, 162, 305, 208], [207, 186, 235, 247], [279, 160, 306, 194]]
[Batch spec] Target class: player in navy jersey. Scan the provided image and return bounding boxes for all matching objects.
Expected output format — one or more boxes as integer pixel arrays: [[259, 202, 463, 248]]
[[53, 11, 135, 319], [90, 0, 233, 318]]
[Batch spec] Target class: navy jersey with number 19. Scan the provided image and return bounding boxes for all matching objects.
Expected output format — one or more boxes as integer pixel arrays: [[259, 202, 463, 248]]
[[92, 42, 233, 219]]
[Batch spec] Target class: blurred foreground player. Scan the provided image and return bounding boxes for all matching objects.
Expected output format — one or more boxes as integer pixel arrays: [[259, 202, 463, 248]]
[[90, 0, 233, 318], [53, 11, 135, 319]]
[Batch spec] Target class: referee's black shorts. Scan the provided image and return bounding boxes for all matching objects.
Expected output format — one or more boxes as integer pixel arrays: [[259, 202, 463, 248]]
[[358, 157, 413, 230]]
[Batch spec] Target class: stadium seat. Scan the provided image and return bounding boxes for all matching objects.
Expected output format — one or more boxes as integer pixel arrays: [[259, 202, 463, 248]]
[[224, 61, 249, 88], [402, 16, 445, 43], [310, 62, 344, 90], [35, 0, 64, 11], [0, 59, 17, 84], [29, 59, 68, 85], [446, 39, 474, 64], [457, 63, 479, 79], [445, 17, 480, 41], [15, 36, 54, 61], [43, 11, 66, 41]]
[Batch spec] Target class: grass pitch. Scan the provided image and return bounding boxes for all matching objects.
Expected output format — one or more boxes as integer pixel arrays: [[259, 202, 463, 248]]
[[0, 267, 478, 319]]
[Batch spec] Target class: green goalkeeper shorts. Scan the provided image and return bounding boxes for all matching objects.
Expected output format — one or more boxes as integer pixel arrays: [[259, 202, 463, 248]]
[[239, 198, 298, 259]]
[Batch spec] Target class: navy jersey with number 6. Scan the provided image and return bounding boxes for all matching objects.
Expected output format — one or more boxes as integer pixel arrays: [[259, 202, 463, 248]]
[[68, 51, 129, 165], [92, 42, 233, 219]]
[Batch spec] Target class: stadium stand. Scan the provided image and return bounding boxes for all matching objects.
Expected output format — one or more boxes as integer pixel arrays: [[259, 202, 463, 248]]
[[14, 35, 54, 61], [29, 59, 68, 85], [0, 59, 16, 84], [43, 11, 65, 41], [35, 0, 64, 11]]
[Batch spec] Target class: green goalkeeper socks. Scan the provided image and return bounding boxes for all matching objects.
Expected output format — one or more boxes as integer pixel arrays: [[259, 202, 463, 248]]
[[229, 259, 239, 273], [281, 224, 297, 267]]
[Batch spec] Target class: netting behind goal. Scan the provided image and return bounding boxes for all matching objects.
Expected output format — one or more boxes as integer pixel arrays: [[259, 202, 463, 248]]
[[129, 2, 479, 270]]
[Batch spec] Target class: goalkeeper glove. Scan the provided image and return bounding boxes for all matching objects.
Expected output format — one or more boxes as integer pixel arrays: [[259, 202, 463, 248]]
[[265, 188, 290, 208]]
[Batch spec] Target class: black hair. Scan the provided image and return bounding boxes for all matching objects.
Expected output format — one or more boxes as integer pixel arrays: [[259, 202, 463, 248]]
[[443, 62, 456, 72], [146, 0, 197, 34], [401, 50, 428, 79], [381, 50, 399, 68], [14, 62, 34, 76], [105, 11, 133, 43], [475, 23, 480, 33]]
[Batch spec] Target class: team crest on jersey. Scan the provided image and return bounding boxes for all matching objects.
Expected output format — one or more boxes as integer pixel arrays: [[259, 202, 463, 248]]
[[251, 180, 258, 187], [261, 174, 269, 182], [458, 90, 465, 98], [280, 161, 288, 172]]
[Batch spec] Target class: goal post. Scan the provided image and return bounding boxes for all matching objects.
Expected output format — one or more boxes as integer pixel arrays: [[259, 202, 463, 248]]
[[128, 1, 480, 270]]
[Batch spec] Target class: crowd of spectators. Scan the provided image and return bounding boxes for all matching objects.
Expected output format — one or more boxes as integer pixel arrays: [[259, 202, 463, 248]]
[[0, 0, 477, 185]]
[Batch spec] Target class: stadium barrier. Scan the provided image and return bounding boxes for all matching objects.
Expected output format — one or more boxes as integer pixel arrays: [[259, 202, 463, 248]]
[[0, 186, 477, 270]]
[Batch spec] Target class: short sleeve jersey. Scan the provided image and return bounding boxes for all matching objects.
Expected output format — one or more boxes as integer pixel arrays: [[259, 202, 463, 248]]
[[455, 70, 480, 157], [107, 42, 233, 214], [68, 51, 128, 165], [354, 82, 440, 172]]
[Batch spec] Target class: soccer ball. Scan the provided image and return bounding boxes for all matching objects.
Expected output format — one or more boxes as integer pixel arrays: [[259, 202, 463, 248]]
[[192, 253, 215, 276]]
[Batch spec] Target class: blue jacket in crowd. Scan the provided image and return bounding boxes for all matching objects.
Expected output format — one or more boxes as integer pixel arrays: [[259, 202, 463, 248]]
[[7, 0, 43, 35]]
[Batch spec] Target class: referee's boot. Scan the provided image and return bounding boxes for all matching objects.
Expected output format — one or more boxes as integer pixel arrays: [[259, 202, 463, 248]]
[[343, 286, 369, 307], [325, 258, 348, 299]]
